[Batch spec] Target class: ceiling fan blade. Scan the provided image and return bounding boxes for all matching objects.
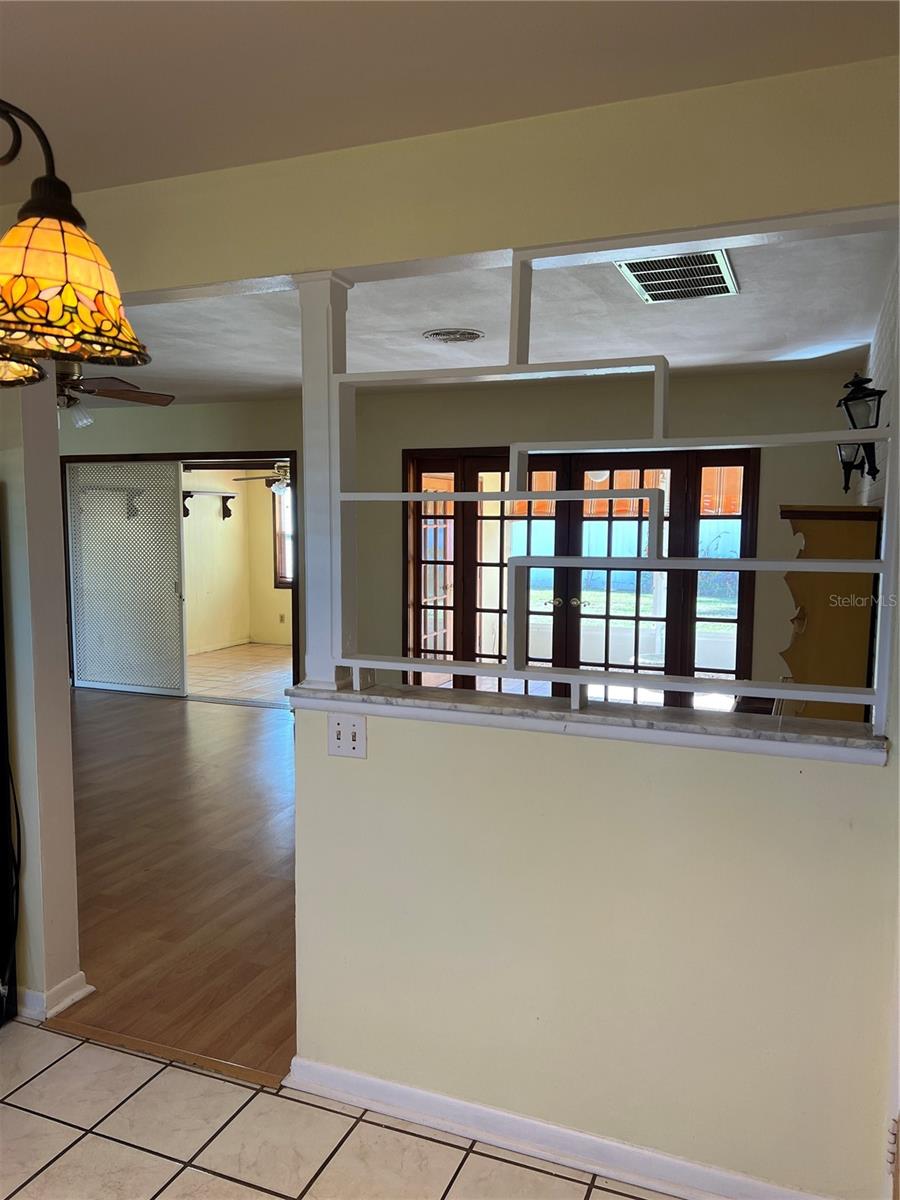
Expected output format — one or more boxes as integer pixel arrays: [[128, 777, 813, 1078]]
[[73, 376, 139, 393], [95, 388, 175, 407], [232, 475, 277, 482]]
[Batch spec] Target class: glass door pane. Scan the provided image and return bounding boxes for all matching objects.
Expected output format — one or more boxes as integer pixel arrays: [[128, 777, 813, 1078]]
[[473, 467, 558, 695], [416, 470, 455, 687], [576, 462, 672, 705], [691, 464, 745, 710]]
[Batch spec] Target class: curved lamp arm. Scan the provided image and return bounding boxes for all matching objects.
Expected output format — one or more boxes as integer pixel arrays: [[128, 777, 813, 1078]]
[[0, 97, 84, 227]]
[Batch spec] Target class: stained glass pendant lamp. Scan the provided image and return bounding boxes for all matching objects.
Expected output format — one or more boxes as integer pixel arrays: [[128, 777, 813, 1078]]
[[0, 353, 44, 387], [0, 98, 149, 386]]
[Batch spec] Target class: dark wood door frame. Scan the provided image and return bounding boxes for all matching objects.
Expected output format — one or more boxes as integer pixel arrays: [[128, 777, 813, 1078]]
[[402, 446, 760, 703], [60, 449, 301, 687]]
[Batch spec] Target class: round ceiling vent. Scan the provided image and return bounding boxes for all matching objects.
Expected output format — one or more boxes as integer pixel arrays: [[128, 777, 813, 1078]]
[[422, 328, 485, 344]]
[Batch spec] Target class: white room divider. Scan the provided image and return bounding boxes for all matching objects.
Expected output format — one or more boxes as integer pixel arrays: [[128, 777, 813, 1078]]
[[66, 460, 187, 696]]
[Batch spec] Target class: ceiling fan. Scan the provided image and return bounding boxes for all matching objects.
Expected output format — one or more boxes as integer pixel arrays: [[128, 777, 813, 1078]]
[[56, 362, 175, 428], [233, 461, 291, 494]]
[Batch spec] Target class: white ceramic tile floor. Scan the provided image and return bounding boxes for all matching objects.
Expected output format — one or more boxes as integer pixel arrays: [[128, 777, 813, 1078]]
[[0, 1021, 680, 1200]]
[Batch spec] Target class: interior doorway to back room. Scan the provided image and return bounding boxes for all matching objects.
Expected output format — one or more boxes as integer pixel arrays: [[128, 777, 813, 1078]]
[[62, 451, 299, 709], [182, 457, 297, 708]]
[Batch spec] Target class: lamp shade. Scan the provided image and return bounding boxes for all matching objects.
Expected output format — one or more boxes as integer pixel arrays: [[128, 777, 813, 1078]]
[[837, 442, 863, 466], [0, 353, 45, 388], [0, 217, 149, 366]]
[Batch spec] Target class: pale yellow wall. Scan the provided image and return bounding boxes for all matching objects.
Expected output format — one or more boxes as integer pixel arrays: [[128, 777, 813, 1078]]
[[248, 479, 292, 646], [355, 362, 851, 681], [183, 470, 250, 655], [57, 397, 299, 458], [0, 384, 81, 1002], [296, 710, 896, 1200], [1, 400, 45, 991], [2, 60, 893, 295]]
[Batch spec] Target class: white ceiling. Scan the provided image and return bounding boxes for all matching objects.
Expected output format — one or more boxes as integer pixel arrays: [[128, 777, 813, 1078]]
[[83, 227, 897, 407]]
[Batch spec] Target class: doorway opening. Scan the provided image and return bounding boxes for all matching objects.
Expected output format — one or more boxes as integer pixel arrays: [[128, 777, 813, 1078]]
[[53, 450, 298, 1082], [61, 451, 300, 707], [182, 458, 297, 708]]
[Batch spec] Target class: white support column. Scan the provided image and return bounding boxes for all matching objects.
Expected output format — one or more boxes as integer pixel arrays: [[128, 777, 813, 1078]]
[[652, 357, 670, 439], [508, 255, 533, 366], [0, 367, 90, 1018], [872, 424, 898, 737], [296, 272, 354, 690]]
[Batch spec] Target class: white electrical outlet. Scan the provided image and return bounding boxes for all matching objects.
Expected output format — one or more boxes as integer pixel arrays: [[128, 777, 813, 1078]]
[[328, 713, 367, 758]]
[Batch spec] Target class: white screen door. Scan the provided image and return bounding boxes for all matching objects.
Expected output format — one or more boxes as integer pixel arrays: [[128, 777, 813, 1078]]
[[67, 460, 187, 695]]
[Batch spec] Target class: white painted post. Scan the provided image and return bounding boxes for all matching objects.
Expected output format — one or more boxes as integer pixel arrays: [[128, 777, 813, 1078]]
[[652, 357, 670, 439], [872, 429, 898, 736], [509, 255, 533, 365], [296, 272, 353, 689], [507, 562, 530, 672]]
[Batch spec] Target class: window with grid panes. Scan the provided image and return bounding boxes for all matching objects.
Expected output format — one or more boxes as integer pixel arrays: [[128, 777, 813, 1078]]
[[404, 448, 759, 707]]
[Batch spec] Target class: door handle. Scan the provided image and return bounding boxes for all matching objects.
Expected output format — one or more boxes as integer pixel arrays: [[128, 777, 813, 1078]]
[[570, 597, 581, 607]]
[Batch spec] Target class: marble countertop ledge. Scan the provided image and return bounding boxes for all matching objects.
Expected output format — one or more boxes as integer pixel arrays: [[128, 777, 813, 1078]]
[[287, 683, 889, 761]]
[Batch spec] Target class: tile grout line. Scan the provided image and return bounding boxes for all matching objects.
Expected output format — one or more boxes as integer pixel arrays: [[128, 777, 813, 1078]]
[[146, 1083, 267, 1200], [294, 1110, 368, 1200], [275, 1087, 366, 1119], [3, 1129, 91, 1200], [179, 1087, 330, 1200], [188, 1164, 297, 1200], [438, 1138, 476, 1200], [2, 1098, 91, 1134], [0, 1035, 88, 1104], [469, 1145, 596, 1186]]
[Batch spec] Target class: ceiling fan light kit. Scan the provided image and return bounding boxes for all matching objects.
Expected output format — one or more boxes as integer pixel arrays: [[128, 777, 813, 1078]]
[[232, 462, 292, 493], [0, 98, 150, 384]]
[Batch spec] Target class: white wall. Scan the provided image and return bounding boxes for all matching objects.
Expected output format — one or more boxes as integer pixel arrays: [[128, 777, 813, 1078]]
[[295, 709, 896, 1200]]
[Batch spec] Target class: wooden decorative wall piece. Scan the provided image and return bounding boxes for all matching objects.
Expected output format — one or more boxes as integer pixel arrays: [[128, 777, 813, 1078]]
[[779, 505, 881, 722]]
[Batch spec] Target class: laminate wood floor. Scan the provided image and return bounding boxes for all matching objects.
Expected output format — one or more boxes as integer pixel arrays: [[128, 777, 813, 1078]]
[[58, 690, 295, 1080]]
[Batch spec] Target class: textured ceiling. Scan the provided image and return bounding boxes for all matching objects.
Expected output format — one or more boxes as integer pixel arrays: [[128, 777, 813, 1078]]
[[0, 1, 896, 198], [80, 227, 897, 407]]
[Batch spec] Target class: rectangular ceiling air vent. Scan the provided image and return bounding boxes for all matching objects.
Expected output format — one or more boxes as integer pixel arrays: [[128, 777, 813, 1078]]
[[614, 249, 739, 303]]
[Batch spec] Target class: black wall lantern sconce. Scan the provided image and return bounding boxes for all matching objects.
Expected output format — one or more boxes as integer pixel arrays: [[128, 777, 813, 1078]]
[[836, 372, 886, 492]]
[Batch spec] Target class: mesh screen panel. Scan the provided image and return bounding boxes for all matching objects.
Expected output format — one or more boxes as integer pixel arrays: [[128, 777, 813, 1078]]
[[68, 460, 185, 692]]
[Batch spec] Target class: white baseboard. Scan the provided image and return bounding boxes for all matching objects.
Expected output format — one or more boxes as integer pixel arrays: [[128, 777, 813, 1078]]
[[17, 972, 94, 1021], [16, 989, 47, 1021], [284, 1057, 828, 1200]]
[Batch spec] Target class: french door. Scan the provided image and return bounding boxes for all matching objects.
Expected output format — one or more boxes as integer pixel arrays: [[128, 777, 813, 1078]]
[[405, 448, 758, 709], [66, 460, 187, 695]]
